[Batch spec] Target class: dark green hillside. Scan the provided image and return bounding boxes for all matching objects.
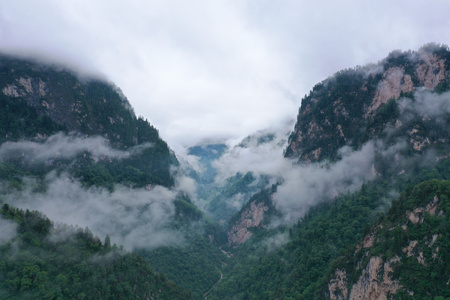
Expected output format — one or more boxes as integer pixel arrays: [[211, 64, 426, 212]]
[[0, 204, 191, 299], [209, 159, 450, 299], [139, 195, 228, 300], [0, 54, 177, 188], [321, 179, 450, 299]]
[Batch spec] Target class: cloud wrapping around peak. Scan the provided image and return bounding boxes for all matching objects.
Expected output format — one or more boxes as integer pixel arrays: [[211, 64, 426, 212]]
[[273, 142, 377, 224], [398, 89, 450, 120]]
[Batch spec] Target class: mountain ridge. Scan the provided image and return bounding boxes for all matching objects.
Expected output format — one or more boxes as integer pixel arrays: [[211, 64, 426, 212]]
[[286, 43, 450, 163], [0, 44, 449, 299]]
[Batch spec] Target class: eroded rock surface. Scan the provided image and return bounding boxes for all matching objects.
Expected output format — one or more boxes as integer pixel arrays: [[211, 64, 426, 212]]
[[227, 200, 269, 247]]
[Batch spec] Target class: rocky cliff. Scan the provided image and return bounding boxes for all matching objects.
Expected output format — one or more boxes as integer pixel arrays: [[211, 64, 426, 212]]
[[226, 188, 275, 248], [326, 179, 449, 299], [286, 44, 450, 163]]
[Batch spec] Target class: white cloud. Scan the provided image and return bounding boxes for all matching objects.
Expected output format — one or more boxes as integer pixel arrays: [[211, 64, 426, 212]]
[[4, 173, 184, 250], [2, 1, 449, 152], [0, 133, 152, 163]]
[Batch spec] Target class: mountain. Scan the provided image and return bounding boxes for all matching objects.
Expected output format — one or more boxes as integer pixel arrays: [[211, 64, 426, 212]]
[[1, 43, 449, 300], [0, 54, 177, 188], [0, 54, 228, 300], [206, 44, 450, 299], [286, 43, 450, 163], [0, 54, 195, 298]]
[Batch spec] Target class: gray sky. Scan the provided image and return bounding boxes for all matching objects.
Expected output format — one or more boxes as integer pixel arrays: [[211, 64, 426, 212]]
[[1, 0, 449, 152]]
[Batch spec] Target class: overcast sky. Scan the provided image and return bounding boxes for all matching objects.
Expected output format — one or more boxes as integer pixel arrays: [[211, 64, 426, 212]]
[[1, 0, 449, 152]]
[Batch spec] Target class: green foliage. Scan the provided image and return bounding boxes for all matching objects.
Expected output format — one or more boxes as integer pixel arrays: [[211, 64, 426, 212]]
[[0, 204, 191, 299], [140, 196, 227, 300], [209, 180, 387, 299], [209, 159, 450, 299], [314, 177, 450, 299], [141, 237, 224, 300], [0, 94, 65, 144]]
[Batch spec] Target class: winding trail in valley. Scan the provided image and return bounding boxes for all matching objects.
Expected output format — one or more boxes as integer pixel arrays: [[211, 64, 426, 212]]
[[203, 270, 223, 299]]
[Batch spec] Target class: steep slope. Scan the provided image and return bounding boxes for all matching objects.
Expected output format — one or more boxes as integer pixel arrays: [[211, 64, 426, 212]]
[[0, 204, 192, 299], [324, 179, 450, 299], [286, 43, 450, 163], [0, 54, 177, 188], [0, 55, 225, 299]]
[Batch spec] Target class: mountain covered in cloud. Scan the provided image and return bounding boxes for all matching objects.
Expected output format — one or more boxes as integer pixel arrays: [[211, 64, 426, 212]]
[[0, 54, 226, 299], [0, 44, 449, 299], [206, 44, 450, 299], [0, 54, 177, 188], [286, 43, 450, 163]]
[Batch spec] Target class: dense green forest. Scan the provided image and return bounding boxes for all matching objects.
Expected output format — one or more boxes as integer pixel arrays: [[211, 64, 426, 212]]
[[139, 195, 228, 299], [208, 159, 450, 299], [0, 204, 191, 299], [320, 179, 450, 299]]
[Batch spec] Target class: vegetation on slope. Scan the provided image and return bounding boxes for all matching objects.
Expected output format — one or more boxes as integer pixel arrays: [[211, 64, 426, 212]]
[[208, 159, 450, 299], [0, 54, 177, 188], [0, 204, 191, 299], [321, 178, 450, 299]]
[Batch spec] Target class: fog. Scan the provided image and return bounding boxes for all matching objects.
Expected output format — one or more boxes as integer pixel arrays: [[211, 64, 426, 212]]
[[208, 88, 449, 226], [213, 136, 378, 225], [3, 173, 188, 250], [0, 88, 447, 251], [0, 216, 17, 245], [0, 132, 152, 163], [0, 133, 193, 250]]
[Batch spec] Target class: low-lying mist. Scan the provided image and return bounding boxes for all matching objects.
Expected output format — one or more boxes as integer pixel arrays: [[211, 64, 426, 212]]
[[0, 88, 447, 252], [0, 133, 195, 250], [2, 172, 196, 250], [0, 132, 152, 163], [204, 89, 449, 226]]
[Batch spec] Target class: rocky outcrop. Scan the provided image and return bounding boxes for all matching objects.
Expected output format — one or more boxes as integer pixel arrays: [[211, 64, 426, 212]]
[[227, 199, 269, 247], [328, 269, 348, 300], [348, 256, 401, 300], [325, 179, 449, 300], [365, 67, 414, 117], [327, 256, 402, 300], [286, 45, 449, 163], [416, 51, 447, 89], [3, 77, 47, 98], [406, 195, 440, 225]]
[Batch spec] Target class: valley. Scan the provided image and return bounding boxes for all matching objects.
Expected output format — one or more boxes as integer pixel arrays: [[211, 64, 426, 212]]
[[0, 44, 449, 299]]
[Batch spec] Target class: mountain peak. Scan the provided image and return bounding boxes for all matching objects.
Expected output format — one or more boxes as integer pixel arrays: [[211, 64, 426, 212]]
[[286, 45, 450, 163]]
